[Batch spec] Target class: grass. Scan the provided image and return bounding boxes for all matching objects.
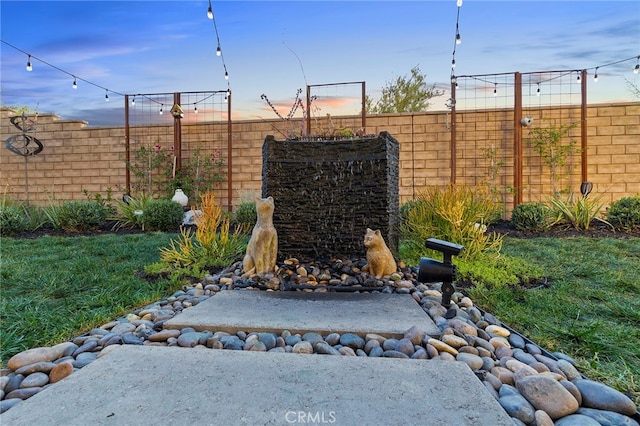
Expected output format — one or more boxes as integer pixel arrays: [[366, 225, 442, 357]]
[[472, 237, 640, 406], [1, 232, 638, 406], [1, 232, 179, 365]]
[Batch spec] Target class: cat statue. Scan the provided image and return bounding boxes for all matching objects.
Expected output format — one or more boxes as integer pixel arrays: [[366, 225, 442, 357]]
[[242, 196, 278, 277], [364, 228, 397, 279]]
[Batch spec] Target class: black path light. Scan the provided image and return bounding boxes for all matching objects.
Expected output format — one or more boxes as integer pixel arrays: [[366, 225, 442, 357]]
[[417, 238, 464, 307]]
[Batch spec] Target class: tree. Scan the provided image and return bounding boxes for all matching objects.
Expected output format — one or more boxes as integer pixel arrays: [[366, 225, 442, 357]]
[[366, 66, 444, 114]]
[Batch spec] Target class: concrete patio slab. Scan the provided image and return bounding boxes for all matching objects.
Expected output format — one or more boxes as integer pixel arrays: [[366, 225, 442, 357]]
[[164, 290, 441, 338], [0, 345, 512, 426]]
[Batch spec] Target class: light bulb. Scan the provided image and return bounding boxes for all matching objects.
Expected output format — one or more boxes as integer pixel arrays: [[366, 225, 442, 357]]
[[159, 104, 163, 115], [457, 0, 463, 7], [455, 33, 461, 45], [132, 97, 135, 106], [194, 106, 198, 114], [105, 91, 109, 102], [207, 6, 213, 19], [225, 71, 229, 80], [576, 73, 580, 81], [594, 67, 599, 82], [634, 64, 639, 74], [72, 78, 77, 89], [450, 75, 457, 84], [451, 59, 456, 69], [216, 46, 221, 57], [493, 84, 497, 96], [536, 84, 540, 96], [26, 55, 32, 72]]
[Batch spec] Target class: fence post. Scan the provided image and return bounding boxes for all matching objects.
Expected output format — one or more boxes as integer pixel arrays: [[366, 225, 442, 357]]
[[513, 72, 523, 206]]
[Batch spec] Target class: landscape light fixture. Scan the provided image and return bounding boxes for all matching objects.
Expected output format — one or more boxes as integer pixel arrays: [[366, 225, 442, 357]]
[[580, 181, 593, 198], [26, 55, 32, 72], [417, 238, 464, 307]]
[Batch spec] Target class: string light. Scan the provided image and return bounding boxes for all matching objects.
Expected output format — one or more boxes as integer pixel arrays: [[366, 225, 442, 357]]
[[594, 67, 599, 82], [225, 71, 229, 80], [634, 56, 639, 74], [159, 104, 163, 115], [131, 97, 135, 106], [207, 0, 213, 19], [536, 83, 540, 96], [451, 59, 456, 69], [194, 105, 198, 114], [457, 0, 462, 6], [456, 32, 461, 45], [72, 77, 77, 89], [493, 83, 497, 96], [26, 55, 32, 71], [216, 46, 221, 57], [105, 90, 109, 102]]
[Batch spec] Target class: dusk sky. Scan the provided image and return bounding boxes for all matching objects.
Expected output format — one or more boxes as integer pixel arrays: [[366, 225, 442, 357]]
[[1, 1, 639, 126]]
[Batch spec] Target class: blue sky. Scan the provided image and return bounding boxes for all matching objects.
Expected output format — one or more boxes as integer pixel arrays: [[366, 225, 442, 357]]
[[1, 0, 639, 126]]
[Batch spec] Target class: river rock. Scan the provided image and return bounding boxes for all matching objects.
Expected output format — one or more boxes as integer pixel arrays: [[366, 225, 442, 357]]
[[257, 333, 277, 350], [534, 409, 554, 426], [7, 342, 78, 370], [148, 329, 181, 342], [577, 407, 640, 426], [516, 374, 579, 419], [456, 352, 484, 370], [314, 342, 340, 355], [499, 394, 535, 424], [19, 372, 49, 388], [557, 359, 582, 381], [324, 333, 341, 346], [403, 325, 424, 345], [73, 352, 98, 368], [0, 399, 22, 414], [554, 414, 601, 425], [573, 379, 638, 416], [427, 338, 458, 356], [441, 334, 468, 348], [292, 341, 313, 354], [49, 362, 74, 383], [15, 361, 56, 376], [339, 333, 365, 350]]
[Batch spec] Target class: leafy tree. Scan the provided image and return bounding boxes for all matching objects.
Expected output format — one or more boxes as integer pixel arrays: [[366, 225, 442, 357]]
[[366, 66, 444, 114]]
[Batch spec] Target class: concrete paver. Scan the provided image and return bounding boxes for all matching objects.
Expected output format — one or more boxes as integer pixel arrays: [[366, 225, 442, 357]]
[[0, 345, 512, 426], [165, 291, 441, 338]]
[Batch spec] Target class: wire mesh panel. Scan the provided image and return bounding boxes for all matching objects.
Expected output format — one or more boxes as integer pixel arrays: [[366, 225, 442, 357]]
[[453, 70, 585, 214], [453, 73, 516, 214], [306, 81, 366, 137], [125, 91, 231, 210]]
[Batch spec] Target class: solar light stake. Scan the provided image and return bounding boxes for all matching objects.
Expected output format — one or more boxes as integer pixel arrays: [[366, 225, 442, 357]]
[[417, 238, 464, 307]]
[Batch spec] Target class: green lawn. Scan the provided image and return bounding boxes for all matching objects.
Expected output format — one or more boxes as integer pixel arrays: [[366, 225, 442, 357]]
[[1, 233, 638, 405], [1, 233, 178, 364]]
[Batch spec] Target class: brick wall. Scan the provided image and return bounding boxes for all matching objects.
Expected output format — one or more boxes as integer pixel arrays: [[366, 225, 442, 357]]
[[2, 102, 638, 212]]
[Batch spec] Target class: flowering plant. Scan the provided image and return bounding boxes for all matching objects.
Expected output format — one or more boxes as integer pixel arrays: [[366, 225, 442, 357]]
[[127, 143, 224, 201]]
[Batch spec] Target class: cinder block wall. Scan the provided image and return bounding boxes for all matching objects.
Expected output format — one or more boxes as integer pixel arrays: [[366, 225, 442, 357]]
[[2, 102, 638, 212]]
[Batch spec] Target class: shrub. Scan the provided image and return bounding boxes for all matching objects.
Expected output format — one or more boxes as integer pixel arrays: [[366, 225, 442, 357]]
[[143, 199, 185, 232], [401, 185, 503, 259], [511, 202, 552, 232], [114, 194, 154, 230], [606, 196, 640, 231], [234, 201, 257, 229], [58, 200, 109, 233], [152, 192, 247, 282], [0, 205, 30, 236], [550, 193, 611, 230]]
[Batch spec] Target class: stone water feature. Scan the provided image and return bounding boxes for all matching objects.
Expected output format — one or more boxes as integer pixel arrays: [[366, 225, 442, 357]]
[[261, 131, 399, 260]]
